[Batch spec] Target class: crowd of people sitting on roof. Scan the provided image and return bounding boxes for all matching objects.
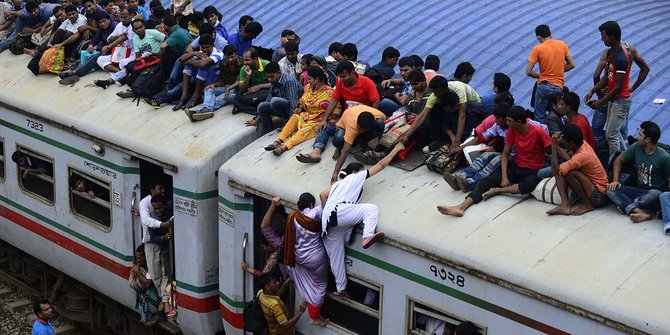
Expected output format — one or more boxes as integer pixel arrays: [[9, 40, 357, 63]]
[[2, 0, 669, 332]]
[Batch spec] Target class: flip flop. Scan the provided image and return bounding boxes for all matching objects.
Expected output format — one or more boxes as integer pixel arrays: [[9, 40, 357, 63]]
[[362, 231, 385, 249], [296, 154, 321, 163]]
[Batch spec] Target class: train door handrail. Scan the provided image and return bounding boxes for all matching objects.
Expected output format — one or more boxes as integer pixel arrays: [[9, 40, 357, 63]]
[[242, 232, 248, 335]]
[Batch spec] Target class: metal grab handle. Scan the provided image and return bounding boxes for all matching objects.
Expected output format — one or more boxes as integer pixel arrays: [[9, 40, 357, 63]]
[[242, 233, 248, 335], [130, 185, 138, 251]]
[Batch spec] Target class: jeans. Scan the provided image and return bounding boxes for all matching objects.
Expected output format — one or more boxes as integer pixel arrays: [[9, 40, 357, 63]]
[[533, 82, 563, 123], [330, 119, 385, 149], [606, 98, 631, 162], [313, 124, 339, 151], [468, 161, 539, 203], [257, 97, 291, 134], [0, 16, 23, 53], [458, 152, 501, 191], [606, 186, 661, 215], [199, 85, 234, 112], [168, 61, 184, 89], [156, 82, 183, 104], [230, 94, 262, 115], [591, 103, 628, 146], [75, 53, 102, 77], [379, 98, 401, 117], [660, 192, 670, 226]]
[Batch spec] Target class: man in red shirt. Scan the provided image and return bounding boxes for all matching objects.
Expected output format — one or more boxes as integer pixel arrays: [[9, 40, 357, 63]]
[[297, 61, 380, 163], [438, 106, 551, 217], [556, 92, 596, 150], [546, 124, 609, 216]]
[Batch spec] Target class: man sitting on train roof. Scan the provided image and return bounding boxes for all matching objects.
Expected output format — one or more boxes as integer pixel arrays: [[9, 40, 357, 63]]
[[423, 54, 442, 84], [45, 4, 87, 58], [229, 47, 271, 114], [450, 62, 476, 85], [11, 151, 47, 179], [245, 61, 303, 133], [378, 56, 417, 117], [438, 106, 551, 217], [338, 42, 369, 76], [226, 20, 262, 57], [607, 121, 670, 223], [398, 76, 482, 154], [296, 60, 380, 164], [546, 124, 609, 216], [479, 73, 513, 111], [95, 18, 165, 89], [368, 46, 399, 81]]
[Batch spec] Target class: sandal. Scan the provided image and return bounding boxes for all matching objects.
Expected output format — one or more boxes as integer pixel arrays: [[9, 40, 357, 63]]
[[264, 140, 283, 151], [362, 231, 385, 249], [272, 146, 287, 156], [296, 154, 321, 163], [94, 80, 110, 89], [183, 97, 201, 110], [59, 75, 79, 85], [172, 98, 187, 111]]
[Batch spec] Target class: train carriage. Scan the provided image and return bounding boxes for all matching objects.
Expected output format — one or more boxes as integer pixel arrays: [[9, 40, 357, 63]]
[[0, 51, 259, 334], [218, 132, 669, 335]]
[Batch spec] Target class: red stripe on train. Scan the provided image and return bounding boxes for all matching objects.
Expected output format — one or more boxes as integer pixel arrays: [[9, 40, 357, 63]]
[[0, 203, 131, 278], [220, 302, 244, 329], [176, 291, 219, 313]]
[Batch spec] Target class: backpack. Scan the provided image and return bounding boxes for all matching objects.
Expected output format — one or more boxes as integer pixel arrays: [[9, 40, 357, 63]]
[[424, 144, 461, 174], [126, 55, 163, 105], [243, 291, 267, 333]]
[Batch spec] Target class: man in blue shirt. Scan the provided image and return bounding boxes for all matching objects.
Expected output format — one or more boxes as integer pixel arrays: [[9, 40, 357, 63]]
[[369, 46, 399, 80], [32, 299, 55, 335], [247, 61, 303, 134], [226, 21, 262, 56]]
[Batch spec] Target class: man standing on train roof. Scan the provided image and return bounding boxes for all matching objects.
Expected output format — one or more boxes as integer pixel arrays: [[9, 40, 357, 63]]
[[437, 106, 551, 217], [585, 21, 650, 163], [525, 24, 575, 123], [606, 121, 670, 223], [32, 298, 55, 335], [137, 181, 174, 312]]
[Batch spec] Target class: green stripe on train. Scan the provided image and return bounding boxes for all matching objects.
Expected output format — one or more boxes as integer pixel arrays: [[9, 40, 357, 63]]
[[173, 188, 218, 200], [177, 280, 218, 294], [1, 119, 139, 174], [219, 291, 245, 309], [0, 195, 134, 262], [218, 196, 253, 211]]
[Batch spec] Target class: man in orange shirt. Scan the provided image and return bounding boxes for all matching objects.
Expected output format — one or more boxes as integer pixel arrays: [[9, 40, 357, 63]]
[[546, 124, 609, 216], [329, 105, 386, 183], [525, 24, 575, 123]]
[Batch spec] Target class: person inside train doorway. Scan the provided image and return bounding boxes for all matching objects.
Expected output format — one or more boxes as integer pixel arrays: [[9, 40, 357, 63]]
[[138, 181, 174, 314], [257, 272, 308, 335], [11, 151, 47, 179], [32, 298, 55, 335], [321, 142, 405, 298]]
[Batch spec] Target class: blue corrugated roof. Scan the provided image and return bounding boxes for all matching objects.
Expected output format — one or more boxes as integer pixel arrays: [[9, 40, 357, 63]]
[[163, 0, 670, 142]]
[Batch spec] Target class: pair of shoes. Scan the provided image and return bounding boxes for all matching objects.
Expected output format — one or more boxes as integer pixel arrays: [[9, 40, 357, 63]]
[[362, 231, 385, 249], [173, 98, 187, 111], [94, 80, 110, 89], [191, 110, 214, 121], [58, 70, 74, 79], [58, 75, 79, 85], [183, 97, 201, 109], [116, 89, 135, 98], [443, 171, 460, 191], [143, 98, 161, 109]]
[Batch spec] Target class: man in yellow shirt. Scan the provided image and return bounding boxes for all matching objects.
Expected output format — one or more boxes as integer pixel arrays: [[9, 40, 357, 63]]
[[258, 272, 308, 335]]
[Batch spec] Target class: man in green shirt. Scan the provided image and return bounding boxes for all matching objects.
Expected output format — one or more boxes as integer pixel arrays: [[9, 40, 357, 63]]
[[607, 121, 670, 223], [231, 47, 271, 114]]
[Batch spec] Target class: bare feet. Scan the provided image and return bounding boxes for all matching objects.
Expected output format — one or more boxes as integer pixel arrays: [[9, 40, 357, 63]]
[[245, 118, 259, 127], [482, 188, 500, 200], [629, 208, 653, 223], [24, 48, 37, 57], [437, 205, 464, 217], [571, 204, 595, 216], [546, 205, 571, 216], [309, 317, 329, 326], [332, 149, 340, 161]]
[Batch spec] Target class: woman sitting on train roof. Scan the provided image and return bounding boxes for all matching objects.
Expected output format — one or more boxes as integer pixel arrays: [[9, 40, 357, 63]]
[[264, 66, 335, 156], [320, 142, 404, 298], [129, 244, 163, 326]]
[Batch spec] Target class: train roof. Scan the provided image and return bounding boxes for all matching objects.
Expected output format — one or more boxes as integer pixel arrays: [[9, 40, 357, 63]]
[[221, 134, 670, 334], [0, 52, 254, 171], [189, 0, 670, 142]]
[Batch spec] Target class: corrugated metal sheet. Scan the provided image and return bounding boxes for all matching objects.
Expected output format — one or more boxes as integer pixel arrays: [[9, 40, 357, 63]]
[[163, 0, 670, 141]]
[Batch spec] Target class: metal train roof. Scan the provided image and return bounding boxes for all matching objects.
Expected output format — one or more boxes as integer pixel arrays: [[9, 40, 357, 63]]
[[0, 52, 255, 170], [180, 0, 670, 142]]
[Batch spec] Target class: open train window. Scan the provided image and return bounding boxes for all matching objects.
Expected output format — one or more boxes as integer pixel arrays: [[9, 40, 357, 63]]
[[15, 146, 54, 205], [68, 168, 111, 230], [322, 276, 381, 334], [0, 139, 5, 182], [408, 300, 486, 335]]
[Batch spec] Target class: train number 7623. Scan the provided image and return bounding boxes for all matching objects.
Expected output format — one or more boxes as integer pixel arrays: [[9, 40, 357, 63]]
[[429, 265, 465, 287], [26, 118, 44, 132]]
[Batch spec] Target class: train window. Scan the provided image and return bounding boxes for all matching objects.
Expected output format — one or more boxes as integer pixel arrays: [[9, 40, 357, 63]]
[[0, 139, 4, 182], [68, 168, 111, 229], [322, 276, 381, 334], [15, 146, 55, 205], [408, 300, 486, 335]]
